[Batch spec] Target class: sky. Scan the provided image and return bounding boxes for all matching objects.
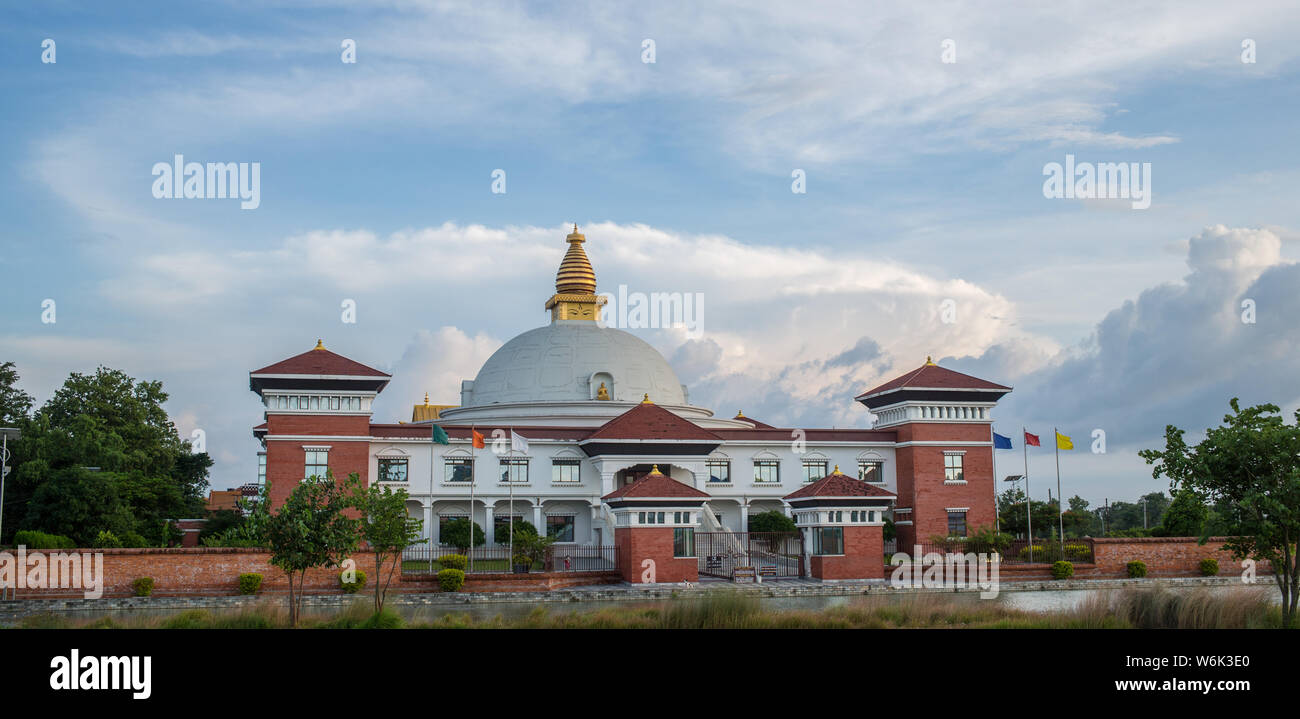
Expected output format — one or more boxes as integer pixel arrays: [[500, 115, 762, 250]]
[[2, 1, 1299, 508]]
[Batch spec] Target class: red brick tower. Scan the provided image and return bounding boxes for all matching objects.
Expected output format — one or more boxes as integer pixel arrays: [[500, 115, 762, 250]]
[[855, 358, 1011, 550], [249, 340, 391, 508], [603, 465, 708, 584]]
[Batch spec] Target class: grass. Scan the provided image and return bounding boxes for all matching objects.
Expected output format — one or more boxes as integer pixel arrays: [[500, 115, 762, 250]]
[[11, 587, 1290, 629], [402, 559, 513, 573]]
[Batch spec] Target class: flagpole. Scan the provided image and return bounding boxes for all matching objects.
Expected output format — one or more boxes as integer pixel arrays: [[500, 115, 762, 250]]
[[1023, 426, 1032, 563], [508, 427, 515, 571], [991, 425, 1000, 533], [1055, 427, 1064, 559], [469, 425, 476, 576]]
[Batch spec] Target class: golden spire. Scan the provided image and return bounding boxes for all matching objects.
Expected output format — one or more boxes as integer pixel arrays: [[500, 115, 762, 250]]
[[925, 355, 936, 365], [314, 339, 325, 351], [833, 464, 840, 474], [736, 409, 744, 417], [423, 392, 430, 406], [545, 225, 607, 321], [641, 393, 652, 404], [649, 464, 663, 475]]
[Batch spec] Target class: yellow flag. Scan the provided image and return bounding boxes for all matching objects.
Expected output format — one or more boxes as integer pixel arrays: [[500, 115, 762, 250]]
[[1056, 431, 1074, 450]]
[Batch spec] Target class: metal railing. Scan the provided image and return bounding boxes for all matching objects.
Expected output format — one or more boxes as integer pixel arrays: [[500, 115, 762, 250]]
[[402, 544, 618, 575]]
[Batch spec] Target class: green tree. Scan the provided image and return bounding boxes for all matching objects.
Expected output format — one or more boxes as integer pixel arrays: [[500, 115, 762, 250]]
[[747, 510, 797, 534], [441, 518, 485, 552], [1141, 399, 1300, 627], [352, 481, 424, 613], [0, 361, 34, 426], [248, 471, 361, 626], [1159, 489, 1209, 537]]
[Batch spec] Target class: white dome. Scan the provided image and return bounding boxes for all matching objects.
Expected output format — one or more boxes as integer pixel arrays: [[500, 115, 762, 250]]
[[465, 320, 686, 406]]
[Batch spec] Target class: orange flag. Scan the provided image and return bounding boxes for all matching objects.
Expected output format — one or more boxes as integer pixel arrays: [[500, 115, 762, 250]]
[[471, 429, 485, 449]]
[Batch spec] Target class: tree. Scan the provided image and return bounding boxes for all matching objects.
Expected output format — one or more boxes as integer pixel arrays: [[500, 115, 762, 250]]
[[0, 361, 34, 426], [747, 510, 796, 534], [495, 519, 538, 545], [441, 518, 485, 552], [248, 471, 361, 626], [1159, 489, 1209, 537], [352, 481, 424, 613], [199, 509, 246, 542], [1141, 399, 1300, 627]]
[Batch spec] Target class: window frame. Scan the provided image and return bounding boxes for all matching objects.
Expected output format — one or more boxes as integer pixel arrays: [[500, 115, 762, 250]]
[[943, 453, 965, 482], [801, 460, 828, 483], [753, 460, 781, 484], [444, 457, 473, 483], [377, 456, 409, 483], [812, 526, 844, 556], [706, 460, 731, 484], [499, 456, 529, 484], [858, 459, 884, 483], [303, 448, 329, 481], [551, 457, 581, 484]]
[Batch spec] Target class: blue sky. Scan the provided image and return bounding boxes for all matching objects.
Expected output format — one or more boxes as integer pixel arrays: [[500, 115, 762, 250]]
[[3, 1, 1299, 508]]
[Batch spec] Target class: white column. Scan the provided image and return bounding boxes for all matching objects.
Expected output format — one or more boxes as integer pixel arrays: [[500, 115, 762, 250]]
[[424, 503, 435, 544], [600, 471, 616, 496], [532, 502, 543, 534], [589, 502, 600, 544], [484, 506, 495, 545], [740, 501, 750, 533]]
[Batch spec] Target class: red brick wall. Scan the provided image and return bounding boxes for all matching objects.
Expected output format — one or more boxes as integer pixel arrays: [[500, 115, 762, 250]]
[[614, 527, 697, 583], [9, 548, 386, 599], [401, 571, 622, 592], [892, 422, 995, 548], [265, 413, 372, 508], [810, 525, 884, 580], [1091, 537, 1262, 577]]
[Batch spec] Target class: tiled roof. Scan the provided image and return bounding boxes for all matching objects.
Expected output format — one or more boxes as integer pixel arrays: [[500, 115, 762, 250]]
[[601, 467, 710, 500], [369, 424, 596, 441], [252, 346, 390, 377], [855, 362, 1009, 400], [733, 412, 776, 429], [586, 402, 722, 442], [783, 470, 897, 500], [710, 428, 895, 442]]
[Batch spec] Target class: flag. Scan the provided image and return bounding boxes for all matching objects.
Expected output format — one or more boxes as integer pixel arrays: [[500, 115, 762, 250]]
[[1024, 431, 1041, 447], [511, 430, 529, 454], [432, 424, 449, 445], [1056, 431, 1074, 450], [993, 432, 1013, 449], [471, 429, 485, 449]]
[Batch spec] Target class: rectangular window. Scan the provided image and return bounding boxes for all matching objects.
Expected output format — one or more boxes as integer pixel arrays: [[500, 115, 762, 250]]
[[304, 449, 329, 480], [813, 527, 844, 556], [753, 460, 780, 484], [499, 457, 529, 484], [802, 460, 828, 483], [257, 453, 266, 485], [673, 527, 695, 558], [944, 454, 964, 482], [546, 515, 576, 542], [706, 460, 731, 483], [947, 511, 968, 537], [444, 457, 472, 483], [377, 457, 408, 483], [551, 458, 581, 483], [858, 460, 883, 483]]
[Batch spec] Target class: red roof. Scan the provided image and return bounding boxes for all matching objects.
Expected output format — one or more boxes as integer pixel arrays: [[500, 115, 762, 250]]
[[711, 428, 895, 442], [733, 412, 776, 429], [855, 362, 1009, 400], [783, 470, 897, 500], [252, 346, 390, 377], [370, 424, 595, 441], [602, 468, 710, 500], [586, 402, 721, 442]]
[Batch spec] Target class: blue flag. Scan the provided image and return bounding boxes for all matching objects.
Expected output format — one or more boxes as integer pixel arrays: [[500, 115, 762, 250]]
[[993, 432, 1013, 449]]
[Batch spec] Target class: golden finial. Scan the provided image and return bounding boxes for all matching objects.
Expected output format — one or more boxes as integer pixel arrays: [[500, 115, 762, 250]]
[[314, 339, 325, 351], [649, 464, 662, 474], [833, 464, 840, 474], [641, 393, 652, 404], [573, 223, 579, 233], [423, 392, 430, 406], [737, 409, 744, 417], [925, 355, 935, 365]]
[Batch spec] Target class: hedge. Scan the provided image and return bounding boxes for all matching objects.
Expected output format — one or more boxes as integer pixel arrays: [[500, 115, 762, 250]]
[[132, 577, 155, 597], [1127, 560, 1148, 578], [438, 554, 468, 571], [238, 573, 263, 595], [1051, 561, 1074, 580], [1199, 558, 1219, 576], [339, 569, 367, 594], [13, 530, 76, 549], [438, 568, 466, 592]]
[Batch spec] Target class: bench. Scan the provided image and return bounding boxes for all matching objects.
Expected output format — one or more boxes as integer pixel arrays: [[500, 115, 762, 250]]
[[758, 565, 778, 578], [733, 566, 757, 583]]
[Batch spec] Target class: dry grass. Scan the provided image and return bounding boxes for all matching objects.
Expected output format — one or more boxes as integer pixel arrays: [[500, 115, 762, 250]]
[[10, 587, 1288, 629]]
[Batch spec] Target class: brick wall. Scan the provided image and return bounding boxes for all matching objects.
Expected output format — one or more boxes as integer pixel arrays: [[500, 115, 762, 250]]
[[8, 547, 387, 599], [892, 422, 995, 548], [401, 571, 622, 592], [265, 413, 372, 508], [810, 525, 884, 580], [614, 527, 697, 583]]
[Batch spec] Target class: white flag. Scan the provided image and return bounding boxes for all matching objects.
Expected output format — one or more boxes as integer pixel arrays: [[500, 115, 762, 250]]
[[510, 430, 529, 454]]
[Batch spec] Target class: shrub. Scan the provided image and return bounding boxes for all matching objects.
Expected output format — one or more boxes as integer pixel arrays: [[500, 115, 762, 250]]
[[512, 553, 532, 566], [437, 568, 466, 592], [13, 530, 75, 549], [1051, 561, 1074, 580], [238, 573, 263, 595], [339, 569, 367, 594], [92, 530, 122, 548], [1063, 543, 1092, 561], [132, 577, 155, 597], [358, 608, 405, 629], [438, 553, 468, 571], [1200, 558, 1220, 576], [1017, 545, 1047, 561], [1127, 560, 1148, 578]]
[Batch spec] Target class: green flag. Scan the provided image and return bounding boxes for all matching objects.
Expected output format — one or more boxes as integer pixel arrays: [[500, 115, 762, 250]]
[[432, 424, 449, 445]]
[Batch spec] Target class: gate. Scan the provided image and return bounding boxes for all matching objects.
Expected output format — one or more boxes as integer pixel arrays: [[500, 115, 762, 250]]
[[696, 532, 803, 579]]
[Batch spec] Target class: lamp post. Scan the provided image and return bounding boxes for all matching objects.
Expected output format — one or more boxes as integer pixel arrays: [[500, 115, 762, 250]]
[[1003, 475, 1026, 557], [0, 427, 19, 548]]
